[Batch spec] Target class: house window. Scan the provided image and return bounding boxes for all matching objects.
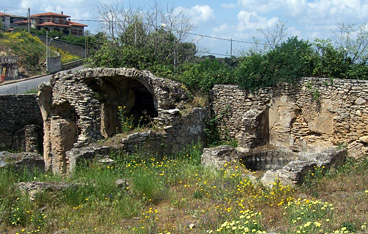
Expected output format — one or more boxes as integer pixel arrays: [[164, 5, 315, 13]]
[[63, 28, 69, 35]]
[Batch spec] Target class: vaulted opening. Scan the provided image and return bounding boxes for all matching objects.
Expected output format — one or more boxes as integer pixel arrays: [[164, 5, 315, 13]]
[[85, 76, 158, 138]]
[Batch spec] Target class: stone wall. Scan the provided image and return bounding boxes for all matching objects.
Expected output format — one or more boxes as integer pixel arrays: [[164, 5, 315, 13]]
[[0, 94, 43, 152], [36, 35, 85, 57], [67, 107, 208, 173], [62, 59, 84, 70], [38, 68, 205, 174], [48, 56, 62, 73], [211, 78, 368, 158]]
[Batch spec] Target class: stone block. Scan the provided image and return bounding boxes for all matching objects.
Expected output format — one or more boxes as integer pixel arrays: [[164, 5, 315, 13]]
[[201, 145, 238, 169]]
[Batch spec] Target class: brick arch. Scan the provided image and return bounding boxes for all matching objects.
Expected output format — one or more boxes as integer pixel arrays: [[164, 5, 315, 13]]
[[38, 68, 188, 174], [84, 75, 158, 137]]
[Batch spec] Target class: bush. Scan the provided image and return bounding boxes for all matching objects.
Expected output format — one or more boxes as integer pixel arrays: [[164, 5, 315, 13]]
[[177, 57, 236, 93], [236, 37, 315, 89]]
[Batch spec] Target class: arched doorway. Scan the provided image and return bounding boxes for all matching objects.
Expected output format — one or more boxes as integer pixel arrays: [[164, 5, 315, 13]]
[[62, 28, 69, 35], [85, 76, 158, 137]]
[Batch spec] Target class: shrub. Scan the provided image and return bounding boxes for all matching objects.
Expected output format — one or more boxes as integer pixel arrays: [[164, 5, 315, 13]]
[[236, 37, 315, 89]]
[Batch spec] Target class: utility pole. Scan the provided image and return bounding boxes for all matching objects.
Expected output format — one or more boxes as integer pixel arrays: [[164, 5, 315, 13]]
[[230, 38, 233, 57], [111, 17, 114, 39], [46, 31, 48, 72], [84, 31, 88, 58], [46, 33, 58, 73], [3, 9, 7, 33], [27, 8, 30, 33]]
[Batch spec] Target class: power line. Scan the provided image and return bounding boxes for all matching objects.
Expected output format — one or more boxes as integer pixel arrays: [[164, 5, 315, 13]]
[[1, 6, 262, 56], [200, 51, 229, 57], [0, 6, 261, 46], [71, 18, 261, 45]]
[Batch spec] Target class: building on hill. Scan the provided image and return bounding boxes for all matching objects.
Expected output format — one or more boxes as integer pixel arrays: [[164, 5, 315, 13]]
[[0, 12, 27, 32], [14, 12, 87, 36]]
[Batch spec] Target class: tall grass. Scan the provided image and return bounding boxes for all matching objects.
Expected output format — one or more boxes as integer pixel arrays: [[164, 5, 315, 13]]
[[0, 145, 367, 233]]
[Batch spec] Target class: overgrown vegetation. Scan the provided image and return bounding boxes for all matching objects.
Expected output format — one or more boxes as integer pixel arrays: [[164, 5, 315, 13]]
[[84, 15, 368, 94], [86, 32, 368, 93], [0, 32, 46, 76], [0, 31, 82, 77], [0, 144, 367, 233]]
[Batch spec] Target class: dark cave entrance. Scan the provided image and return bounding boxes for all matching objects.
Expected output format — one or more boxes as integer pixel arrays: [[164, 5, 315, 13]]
[[85, 76, 158, 137]]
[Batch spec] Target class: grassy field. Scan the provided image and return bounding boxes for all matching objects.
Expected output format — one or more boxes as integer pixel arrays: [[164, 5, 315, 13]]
[[0, 142, 367, 234]]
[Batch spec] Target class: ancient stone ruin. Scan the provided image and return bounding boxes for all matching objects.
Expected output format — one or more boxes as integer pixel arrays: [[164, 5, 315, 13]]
[[211, 79, 368, 157], [0, 94, 42, 152], [205, 78, 368, 185], [37, 68, 207, 174], [2, 67, 368, 185]]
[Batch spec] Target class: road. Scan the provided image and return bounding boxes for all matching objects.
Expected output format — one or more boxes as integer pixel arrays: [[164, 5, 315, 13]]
[[0, 66, 84, 95]]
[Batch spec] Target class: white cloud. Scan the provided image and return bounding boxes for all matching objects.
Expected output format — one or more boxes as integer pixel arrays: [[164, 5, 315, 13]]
[[213, 23, 230, 33], [232, 0, 368, 41], [283, 0, 307, 17], [174, 5, 215, 26], [236, 0, 368, 22], [305, 0, 368, 21], [221, 3, 237, 9], [237, 0, 281, 13], [237, 10, 278, 31], [19, 0, 95, 19], [287, 26, 302, 38]]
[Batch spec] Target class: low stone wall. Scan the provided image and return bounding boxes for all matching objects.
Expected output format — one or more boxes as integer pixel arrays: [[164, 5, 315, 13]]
[[62, 59, 84, 70], [67, 107, 208, 173], [211, 78, 368, 158], [119, 107, 208, 154], [0, 94, 43, 152], [36, 35, 85, 57]]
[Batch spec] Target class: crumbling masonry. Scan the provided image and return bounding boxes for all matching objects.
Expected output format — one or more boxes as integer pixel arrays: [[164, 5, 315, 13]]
[[37, 68, 207, 174]]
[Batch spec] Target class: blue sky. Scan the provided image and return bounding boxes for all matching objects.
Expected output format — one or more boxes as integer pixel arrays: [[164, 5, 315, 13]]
[[2, 0, 368, 57]]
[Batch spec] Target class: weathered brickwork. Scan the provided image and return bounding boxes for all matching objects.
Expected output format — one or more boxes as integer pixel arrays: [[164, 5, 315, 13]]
[[211, 78, 368, 158], [0, 94, 43, 152], [38, 68, 207, 174]]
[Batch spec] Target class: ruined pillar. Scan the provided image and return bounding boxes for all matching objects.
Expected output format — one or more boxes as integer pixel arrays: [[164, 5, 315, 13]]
[[50, 117, 77, 174], [37, 83, 53, 171], [24, 124, 41, 153]]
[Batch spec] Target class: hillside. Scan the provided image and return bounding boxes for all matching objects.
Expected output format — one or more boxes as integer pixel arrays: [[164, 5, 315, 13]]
[[0, 32, 46, 77], [0, 32, 80, 78]]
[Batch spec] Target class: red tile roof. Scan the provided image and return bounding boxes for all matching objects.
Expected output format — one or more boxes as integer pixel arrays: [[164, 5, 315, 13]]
[[68, 21, 88, 27], [37, 22, 71, 27], [12, 12, 87, 28], [14, 20, 28, 24], [0, 12, 9, 16], [31, 12, 70, 18]]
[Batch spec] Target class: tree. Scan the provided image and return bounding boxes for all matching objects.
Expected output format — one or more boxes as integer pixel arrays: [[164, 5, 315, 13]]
[[236, 37, 315, 89], [312, 38, 349, 78], [257, 20, 288, 50], [333, 23, 368, 64], [120, 17, 147, 48], [94, 0, 197, 71]]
